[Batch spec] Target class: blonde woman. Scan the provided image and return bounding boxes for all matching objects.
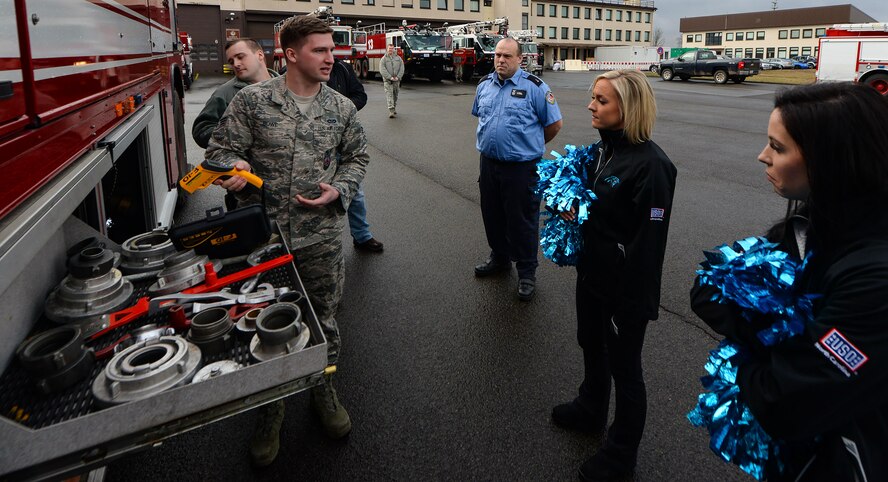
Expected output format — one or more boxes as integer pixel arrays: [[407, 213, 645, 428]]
[[551, 69, 677, 481]]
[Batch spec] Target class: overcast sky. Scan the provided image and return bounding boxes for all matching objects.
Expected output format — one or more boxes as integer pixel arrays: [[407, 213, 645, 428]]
[[655, 1, 888, 46]]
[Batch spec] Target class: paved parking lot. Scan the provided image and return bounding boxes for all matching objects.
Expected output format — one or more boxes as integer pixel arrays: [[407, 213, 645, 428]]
[[107, 71, 786, 481]]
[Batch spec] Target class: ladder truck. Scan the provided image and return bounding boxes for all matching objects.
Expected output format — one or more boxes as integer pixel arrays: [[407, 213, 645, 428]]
[[357, 21, 452, 82], [448, 18, 509, 82], [509, 29, 543, 77], [816, 23, 888, 95]]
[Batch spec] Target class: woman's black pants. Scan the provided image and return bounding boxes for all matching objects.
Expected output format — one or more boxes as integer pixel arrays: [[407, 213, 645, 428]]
[[575, 278, 649, 464]]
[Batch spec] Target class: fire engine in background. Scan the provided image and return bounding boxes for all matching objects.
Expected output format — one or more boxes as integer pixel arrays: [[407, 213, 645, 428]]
[[510, 29, 543, 77], [273, 6, 367, 74], [816, 23, 888, 95], [358, 21, 452, 82], [449, 18, 509, 82], [179, 31, 195, 89]]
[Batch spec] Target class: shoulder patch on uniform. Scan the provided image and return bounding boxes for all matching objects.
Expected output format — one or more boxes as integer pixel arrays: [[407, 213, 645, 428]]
[[527, 74, 543, 86], [546, 91, 556, 104], [478, 75, 493, 85]]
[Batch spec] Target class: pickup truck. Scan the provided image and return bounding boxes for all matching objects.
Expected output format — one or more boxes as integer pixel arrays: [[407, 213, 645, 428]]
[[657, 49, 761, 84]]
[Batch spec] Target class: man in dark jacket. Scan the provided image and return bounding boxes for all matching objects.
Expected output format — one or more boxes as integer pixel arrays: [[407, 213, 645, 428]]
[[192, 38, 278, 149]]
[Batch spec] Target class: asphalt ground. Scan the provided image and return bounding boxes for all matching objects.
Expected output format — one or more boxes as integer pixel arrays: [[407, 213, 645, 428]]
[[106, 71, 788, 481]]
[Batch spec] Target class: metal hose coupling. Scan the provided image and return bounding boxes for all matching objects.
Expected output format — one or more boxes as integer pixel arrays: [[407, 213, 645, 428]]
[[235, 307, 263, 338], [16, 325, 95, 394], [186, 307, 234, 356], [91, 335, 202, 407], [249, 303, 310, 362], [191, 360, 241, 383], [44, 247, 134, 335], [119, 230, 177, 274], [148, 249, 222, 295]]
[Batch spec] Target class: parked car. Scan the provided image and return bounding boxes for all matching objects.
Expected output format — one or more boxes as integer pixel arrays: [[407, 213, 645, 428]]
[[760, 59, 779, 70], [791, 55, 817, 69], [770, 58, 796, 69], [657, 49, 761, 84]]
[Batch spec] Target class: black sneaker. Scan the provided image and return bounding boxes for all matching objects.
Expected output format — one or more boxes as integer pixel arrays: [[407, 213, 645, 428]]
[[474, 258, 510, 277], [551, 400, 605, 434], [354, 238, 384, 253], [578, 447, 635, 482], [518, 278, 535, 301]]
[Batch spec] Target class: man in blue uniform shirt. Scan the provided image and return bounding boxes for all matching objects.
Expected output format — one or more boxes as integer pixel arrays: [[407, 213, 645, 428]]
[[472, 37, 563, 301]]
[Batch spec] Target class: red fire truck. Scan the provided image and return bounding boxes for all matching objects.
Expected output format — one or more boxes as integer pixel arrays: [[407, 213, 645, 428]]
[[816, 23, 888, 95], [179, 31, 194, 89], [273, 6, 367, 74], [448, 18, 508, 82], [358, 22, 452, 82], [510, 29, 543, 77]]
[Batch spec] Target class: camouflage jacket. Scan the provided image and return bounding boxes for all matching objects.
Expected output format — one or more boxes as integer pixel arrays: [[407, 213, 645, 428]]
[[205, 76, 369, 249]]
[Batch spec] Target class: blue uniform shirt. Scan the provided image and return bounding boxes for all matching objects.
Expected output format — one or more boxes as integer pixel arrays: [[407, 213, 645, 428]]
[[472, 69, 562, 162]]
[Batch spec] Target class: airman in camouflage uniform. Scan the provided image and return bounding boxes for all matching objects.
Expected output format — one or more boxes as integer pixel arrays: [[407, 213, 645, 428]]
[[205, 15, 368, 467]]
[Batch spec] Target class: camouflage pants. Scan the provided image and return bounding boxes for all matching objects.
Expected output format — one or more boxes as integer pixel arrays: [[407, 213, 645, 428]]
[[293, 239, 343, 365], [383, 80, 399, 112]]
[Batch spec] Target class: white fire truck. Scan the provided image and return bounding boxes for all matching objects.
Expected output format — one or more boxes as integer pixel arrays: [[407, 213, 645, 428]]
[[273, 6, 368, 74], [510, 29, 544, 77], [816, 23, 888, 95], [0, 1, 327, 479], [448, 18, 509, 82], [357, 21, 452, 82]]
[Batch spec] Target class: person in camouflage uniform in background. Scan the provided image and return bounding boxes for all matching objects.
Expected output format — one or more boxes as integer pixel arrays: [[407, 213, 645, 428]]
[[205, 15, 368, 467]]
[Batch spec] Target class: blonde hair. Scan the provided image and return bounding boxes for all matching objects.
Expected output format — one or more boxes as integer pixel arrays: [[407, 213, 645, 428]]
[[593, 70, 657, 144]]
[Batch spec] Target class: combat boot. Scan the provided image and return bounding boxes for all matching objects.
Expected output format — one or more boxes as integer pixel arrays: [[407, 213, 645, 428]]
[[310, 375, 352, 439], [250, 400, 285, 467]]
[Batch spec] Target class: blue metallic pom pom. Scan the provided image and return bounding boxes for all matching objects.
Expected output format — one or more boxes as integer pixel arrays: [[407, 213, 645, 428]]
[[535, 144, 599, 266], [690, 237, 813, 480]]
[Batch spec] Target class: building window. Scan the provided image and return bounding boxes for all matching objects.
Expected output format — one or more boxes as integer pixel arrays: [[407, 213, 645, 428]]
[[596, 9, 602, 20], [816, 28, 826, 37], [454, 0, 463, 10], [725, 48, 732, 57], [420, 0, 430, 7], [366, 0, 375, 4], [342, 0, 354, 3], [705, 32, 722, 46], [470, 0, 478, 11], [595, 29, 602, 40], [789, 47, 799, 56], [550, 4, 556, 17], [735, 32, 743, 40], [562, 6, 568, 18], [616, 10, 622, 21], [616, 30, 622, 41], [635, 31, 640, 42], [584, 28, 591, 40], [626, 10, 632, 22], [437, 0, 446, 9], [573, 28, 579, 40], [778, 47, 787, 58], [521, 12, 528, 29], [801, 46, 812, 56], [802, 29, 813, 38], [726, 32, 733, 41], [606, 29, 612, 41], [522, 0, 528, 5], [585, 8, 591, 20], [636, 11, 641, 22], [644, 30, 649, 42], [694, 33, 702, 42], [746, 31, 753, 39], [745, 48, 753, 57], [756, 31, 765, 40], [645, 12, 651, 23], [790, 29, 800, 39], [560, 48, 568, 60], [606, 9, 612, 21], [561, 27, 568, 39], [536, 26, 544, 38], [536, 3, 544, 16], [686, 34, 693, 43], [549, 26, 556, 39], [755, 48, 764, 58], [766, 47, 775, 58], [572, 7, 579, 18], [778, 30, 788, 39]]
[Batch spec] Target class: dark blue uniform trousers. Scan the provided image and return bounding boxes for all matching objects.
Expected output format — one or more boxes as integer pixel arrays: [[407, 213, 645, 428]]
[[479, 154, 540, 280]]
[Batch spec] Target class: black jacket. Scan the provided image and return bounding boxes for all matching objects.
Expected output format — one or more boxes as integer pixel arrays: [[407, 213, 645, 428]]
[[577, 129, 677, 321], [691, 203, 888, 481], [327, 60, 366, 111], [192, 69, 279, 149]]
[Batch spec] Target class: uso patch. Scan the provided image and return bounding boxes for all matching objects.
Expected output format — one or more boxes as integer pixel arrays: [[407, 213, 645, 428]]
[[820, 328, 868, 373], [546, 91, 556, 104]]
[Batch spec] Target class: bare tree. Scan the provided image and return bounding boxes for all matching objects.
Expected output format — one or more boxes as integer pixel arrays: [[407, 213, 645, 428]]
[[652, 27, 665, 46]]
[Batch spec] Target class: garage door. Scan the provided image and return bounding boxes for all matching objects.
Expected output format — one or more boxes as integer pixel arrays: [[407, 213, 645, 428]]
[[177, 5, 224, 75]]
